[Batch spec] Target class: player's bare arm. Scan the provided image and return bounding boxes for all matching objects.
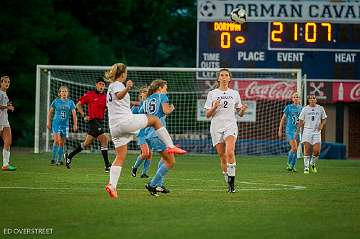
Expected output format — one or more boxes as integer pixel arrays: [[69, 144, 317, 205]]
[[319, 118, 327, 131], [237, 104, 248, 117], [46, 107, 54, 130], [296, 119, 304, 137], [205, 100, 220, 118], [278, 114, 286, 139], [115, 80, 133, 100], [162, 103, 174, 115], [72, 109, 78, 131], [76, 101, 89, 122]]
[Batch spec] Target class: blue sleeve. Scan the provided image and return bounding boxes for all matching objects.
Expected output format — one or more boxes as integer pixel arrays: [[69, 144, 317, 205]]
[[161, 94, 169, 104], [283, 105, 289, 116], [50, 99, 56, 109]]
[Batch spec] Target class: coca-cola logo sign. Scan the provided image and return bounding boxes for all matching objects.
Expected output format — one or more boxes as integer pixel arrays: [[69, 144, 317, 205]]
[[350, 83, 360, 101], [237, 81, 296, 100], [333, 82, 360, 102]]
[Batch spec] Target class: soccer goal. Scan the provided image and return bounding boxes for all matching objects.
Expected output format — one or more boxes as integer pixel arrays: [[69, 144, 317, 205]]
[[35, 65, 304, 156]]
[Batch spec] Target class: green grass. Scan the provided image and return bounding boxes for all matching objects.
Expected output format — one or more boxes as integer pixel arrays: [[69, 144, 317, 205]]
[[1, 151, 360, 239]]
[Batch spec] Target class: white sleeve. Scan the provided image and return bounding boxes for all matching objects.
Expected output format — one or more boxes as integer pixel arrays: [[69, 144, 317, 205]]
[[204, 91, 213, 110], [0, 92, 5, 106], [112, 81, 125, 94], [321, 106, 327, 119], [235, 91, 242, 109], [299, 108, 305, 120]]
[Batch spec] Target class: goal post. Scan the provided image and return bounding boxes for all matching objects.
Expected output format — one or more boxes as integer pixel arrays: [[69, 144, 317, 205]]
[[35, 65, 304, 156]]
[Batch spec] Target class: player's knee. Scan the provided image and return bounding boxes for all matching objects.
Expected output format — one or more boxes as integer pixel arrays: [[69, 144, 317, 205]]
[[225, 151, 235, 160]]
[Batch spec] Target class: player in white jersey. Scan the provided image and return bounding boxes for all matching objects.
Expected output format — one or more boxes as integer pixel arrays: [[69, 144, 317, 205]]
[[0, 76, 16, 171], [104, 63, 186, 199], [297, 94, 327, 174], [204, 68, 247, 193]]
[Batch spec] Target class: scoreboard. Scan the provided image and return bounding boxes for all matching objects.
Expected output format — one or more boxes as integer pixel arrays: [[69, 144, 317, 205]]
[[197, 0, 360, 80]]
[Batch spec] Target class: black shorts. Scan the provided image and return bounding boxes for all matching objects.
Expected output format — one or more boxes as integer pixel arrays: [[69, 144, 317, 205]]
[[87, 119, 105, 138]]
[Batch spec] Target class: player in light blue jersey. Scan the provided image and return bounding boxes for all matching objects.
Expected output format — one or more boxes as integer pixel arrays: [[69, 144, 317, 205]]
[[141, 80, 175, 196], [47, 86, 77, 165], [131, 86, 153, 178], [278, 92, 302, 172]]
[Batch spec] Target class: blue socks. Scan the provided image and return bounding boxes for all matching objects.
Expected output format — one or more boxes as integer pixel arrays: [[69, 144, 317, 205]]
[[58, 146, 64, 162], [150, 163, 169, 188], [142, 159, 151, 175], [52, 144, 58, 161], [289, 151, 297, 168], [133, 155, 144, 169]]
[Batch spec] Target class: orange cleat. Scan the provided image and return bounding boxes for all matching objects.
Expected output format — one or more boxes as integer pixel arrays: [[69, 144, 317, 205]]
[[105, 184, 118, 199], [165, 146, 187, 155], [1, 165, 16, 171]]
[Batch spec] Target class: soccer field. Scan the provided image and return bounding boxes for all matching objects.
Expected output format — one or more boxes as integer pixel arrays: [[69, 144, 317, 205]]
[[0, 151, 359, 239]]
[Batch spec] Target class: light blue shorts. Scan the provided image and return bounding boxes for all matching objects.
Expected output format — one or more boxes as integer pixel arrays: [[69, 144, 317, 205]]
[[145, 137, 166, 152]]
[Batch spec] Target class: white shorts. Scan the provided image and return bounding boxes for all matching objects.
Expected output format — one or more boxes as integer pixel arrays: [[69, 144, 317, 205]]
[[0, 122, 10, 131], [109, 114, 148, 148], [301, 131, 321, 145], [210, 122, 238, 146]]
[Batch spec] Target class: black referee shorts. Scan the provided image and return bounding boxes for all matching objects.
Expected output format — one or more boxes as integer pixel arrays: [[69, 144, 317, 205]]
[[87, 119, 105, 138]]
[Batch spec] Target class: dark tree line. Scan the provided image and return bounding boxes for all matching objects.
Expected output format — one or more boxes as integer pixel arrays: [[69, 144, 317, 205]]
[[0, 0, 196, 146]]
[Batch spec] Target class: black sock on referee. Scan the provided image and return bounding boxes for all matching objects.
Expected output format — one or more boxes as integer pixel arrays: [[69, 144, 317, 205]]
[[101, 146, 110, 167], [68, 144, 84, 159]]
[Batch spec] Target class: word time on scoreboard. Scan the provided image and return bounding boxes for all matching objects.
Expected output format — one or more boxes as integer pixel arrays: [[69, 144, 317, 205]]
[[197, 0, 360, 80]]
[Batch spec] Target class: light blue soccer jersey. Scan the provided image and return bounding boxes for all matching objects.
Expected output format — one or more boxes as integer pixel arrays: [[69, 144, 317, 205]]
[[51, 98, 76, 127], [283, 103, 302, 134], [132, 102, 146, 145], [139, 93, 168, 139]]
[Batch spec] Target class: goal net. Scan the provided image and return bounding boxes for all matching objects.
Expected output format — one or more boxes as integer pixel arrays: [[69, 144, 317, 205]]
[[35, 65, 304, 156]]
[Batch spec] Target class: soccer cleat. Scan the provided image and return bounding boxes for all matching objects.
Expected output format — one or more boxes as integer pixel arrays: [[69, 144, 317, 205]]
[[59, 161, 64, 165], [291, 167, 297, 172], [50, 160, 55, 165], [105, 166, 110, 173], [55, 161, 60, 166], [1, 165, 16, 171], [145, 183, 159, 197], [105, 184, 118, 199], [286, 164, 292, 171], [64, 153, 71, 169], [304, 168, 309, 174], [131, 167, 137, 177], [310, 164, 318, 173], [140, 174, 149, 178], [156, 185, 171, 194], [165, 146, 187, 155]]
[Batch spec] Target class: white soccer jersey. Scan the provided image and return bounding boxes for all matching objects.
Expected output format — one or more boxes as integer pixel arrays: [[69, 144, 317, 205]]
[[299, 104, 327, 133], [204, 88, 242, 125], [0, 90, 9, 126], [107, 81, 132, 124]]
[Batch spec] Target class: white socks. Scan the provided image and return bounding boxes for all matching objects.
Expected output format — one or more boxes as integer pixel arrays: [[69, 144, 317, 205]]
[[310, 156, 319, 165], [155, 127, 174, 148], [3, 149, 10, 167], [109, 166, 122, 189], [227, 163, 236, 177], [304, 156, 310, 169]]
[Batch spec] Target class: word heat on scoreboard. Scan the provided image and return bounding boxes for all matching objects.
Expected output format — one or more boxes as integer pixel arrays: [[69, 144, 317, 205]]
[[197, 0, 360, 80]]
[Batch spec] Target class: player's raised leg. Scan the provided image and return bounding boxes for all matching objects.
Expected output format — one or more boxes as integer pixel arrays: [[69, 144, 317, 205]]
[[146, 115, 186, 155]]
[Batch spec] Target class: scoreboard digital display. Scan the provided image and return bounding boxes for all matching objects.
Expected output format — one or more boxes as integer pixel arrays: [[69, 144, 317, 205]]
[[197, 0, 360, 80]]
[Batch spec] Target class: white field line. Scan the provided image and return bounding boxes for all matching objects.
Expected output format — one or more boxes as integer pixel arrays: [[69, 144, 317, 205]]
[[0, 180, 306, 191]]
